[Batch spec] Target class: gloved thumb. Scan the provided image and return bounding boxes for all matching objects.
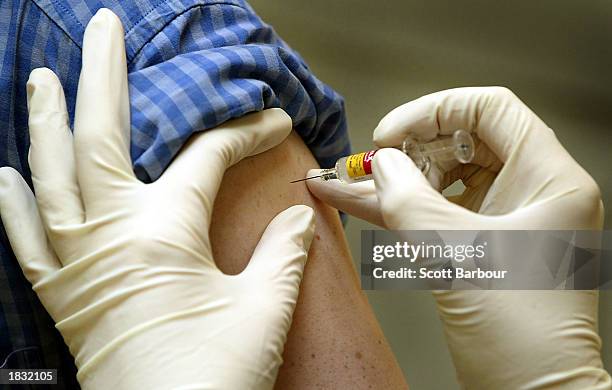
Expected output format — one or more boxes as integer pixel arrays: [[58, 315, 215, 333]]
[[246, 205, 315, 296], [372, 148, 480, 229]]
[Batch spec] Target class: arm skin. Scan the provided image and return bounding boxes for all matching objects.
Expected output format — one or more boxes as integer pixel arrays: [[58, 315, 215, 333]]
[[209, 131, 408, 389]]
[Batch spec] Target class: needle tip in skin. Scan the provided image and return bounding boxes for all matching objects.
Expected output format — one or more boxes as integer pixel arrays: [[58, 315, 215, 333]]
[[290, 175, 322, 183]]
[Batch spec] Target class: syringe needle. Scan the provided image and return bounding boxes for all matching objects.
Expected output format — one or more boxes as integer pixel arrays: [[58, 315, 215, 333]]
[[290, 175, 322, 183]]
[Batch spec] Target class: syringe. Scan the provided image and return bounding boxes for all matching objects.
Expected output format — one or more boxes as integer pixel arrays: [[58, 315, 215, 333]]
[[291, 129, 474, 184]]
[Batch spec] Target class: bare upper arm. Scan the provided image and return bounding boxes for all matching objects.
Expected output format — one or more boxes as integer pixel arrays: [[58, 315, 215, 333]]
[[210, 131, 408, 389]]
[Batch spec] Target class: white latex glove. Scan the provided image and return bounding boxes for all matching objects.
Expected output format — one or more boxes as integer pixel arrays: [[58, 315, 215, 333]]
[[307, 87, 610, 389], [0, 9, 315, 390]]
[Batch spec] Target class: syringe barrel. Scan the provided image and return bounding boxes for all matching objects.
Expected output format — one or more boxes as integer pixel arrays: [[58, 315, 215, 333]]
[[334, 150, 377, 183], [327, 129, 474, 184]]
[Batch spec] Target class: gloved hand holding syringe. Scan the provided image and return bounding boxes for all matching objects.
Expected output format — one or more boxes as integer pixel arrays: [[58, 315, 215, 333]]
[[304, 87, 610, 389], [291, 129, 474, 183]]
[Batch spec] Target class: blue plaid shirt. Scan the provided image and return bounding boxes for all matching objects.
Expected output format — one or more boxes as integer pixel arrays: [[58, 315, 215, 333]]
[[0, 0, 349, 387]]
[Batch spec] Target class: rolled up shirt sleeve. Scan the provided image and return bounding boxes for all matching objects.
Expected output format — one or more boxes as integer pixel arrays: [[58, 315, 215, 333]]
[[125, 0, 350, 181]]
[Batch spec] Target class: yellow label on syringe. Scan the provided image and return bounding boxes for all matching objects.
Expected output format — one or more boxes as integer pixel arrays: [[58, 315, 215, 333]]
[[345, 150, 377, 178]]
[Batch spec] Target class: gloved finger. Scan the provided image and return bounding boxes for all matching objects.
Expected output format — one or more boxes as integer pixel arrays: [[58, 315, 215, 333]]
[[245, 205, 314, 296], [446, 165, 498, 212], [27, 68, 84, 230], [373, 87, 553, 166], [372, 148, 484, 230], [0, 167, 60, 284], [305, 169, 384, 227], [74, 9, 136, 209], [159, 109, 292, 224]]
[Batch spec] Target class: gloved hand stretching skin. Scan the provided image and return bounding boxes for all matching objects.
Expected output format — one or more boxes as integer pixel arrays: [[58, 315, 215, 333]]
[[0, 9, 315, 390], [307, 87, 610, 389]]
